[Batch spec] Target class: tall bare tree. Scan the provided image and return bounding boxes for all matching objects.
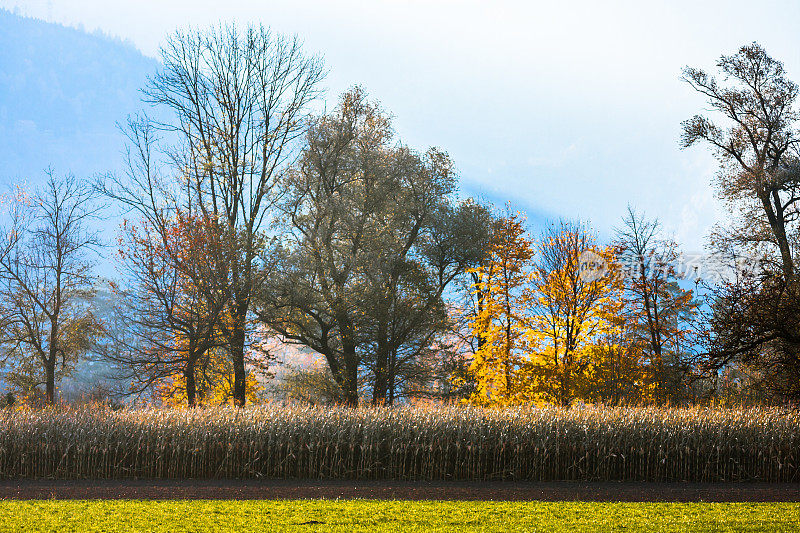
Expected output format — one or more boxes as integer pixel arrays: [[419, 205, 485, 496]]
[[683, 43, 800, 401], [613, 207, 699, 402], [0, 173, 102, 404], [139, 24, 325, 406], [682, 42, 800, 280]]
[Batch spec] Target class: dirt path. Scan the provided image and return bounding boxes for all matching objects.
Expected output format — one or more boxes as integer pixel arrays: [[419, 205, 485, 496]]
[[0, 480, 798, 501]]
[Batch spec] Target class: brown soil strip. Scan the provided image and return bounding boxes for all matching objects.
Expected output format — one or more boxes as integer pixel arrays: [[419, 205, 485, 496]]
[[0, 480, 798, 502]]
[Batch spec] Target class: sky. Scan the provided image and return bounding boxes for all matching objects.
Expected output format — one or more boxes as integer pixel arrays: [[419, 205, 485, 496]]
[[3, 0, 800, 250]]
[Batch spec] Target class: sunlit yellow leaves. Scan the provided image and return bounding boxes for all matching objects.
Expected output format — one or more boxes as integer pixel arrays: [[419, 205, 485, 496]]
[[461, 218, 649, 407], [464, 213, 536, 407]]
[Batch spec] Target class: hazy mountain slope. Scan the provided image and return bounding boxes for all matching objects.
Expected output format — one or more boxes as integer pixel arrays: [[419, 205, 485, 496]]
[[0, 9, 158, 185], [0, 11, 159, 399]]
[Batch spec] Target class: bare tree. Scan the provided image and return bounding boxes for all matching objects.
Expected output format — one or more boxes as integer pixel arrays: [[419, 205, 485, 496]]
[[682, 42, 800, 280], [99, 117, 231, 407], [613, 206, 699, 402], [133, 24, 324, 406], [0, 173, 102, 404]]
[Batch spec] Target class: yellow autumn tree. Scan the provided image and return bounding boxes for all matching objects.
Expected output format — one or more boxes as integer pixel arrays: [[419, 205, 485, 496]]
[[575, 254, 651, 404], [158, 345, 264, 407], [464, 213, 536, 406], [580, 337, 648, 404], [156, 289, 267, 408], [527, 221, 622, 406], [460, 213, 694, 407]]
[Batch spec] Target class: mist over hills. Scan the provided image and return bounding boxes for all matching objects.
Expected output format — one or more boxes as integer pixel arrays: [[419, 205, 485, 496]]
[[0, 11, 157, 399], [0, 9, 157, 186], [0, 9, 541, 226]]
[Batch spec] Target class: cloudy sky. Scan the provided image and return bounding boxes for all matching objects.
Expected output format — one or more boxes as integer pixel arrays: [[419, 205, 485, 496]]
[[3, 0, 800, 249]]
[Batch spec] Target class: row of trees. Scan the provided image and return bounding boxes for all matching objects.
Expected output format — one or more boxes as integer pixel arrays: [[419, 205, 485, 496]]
[[465, 41, 800, 406], [1, 29, 798, 406], [463, 211, 699, 407], [1, 25, 489, 408]]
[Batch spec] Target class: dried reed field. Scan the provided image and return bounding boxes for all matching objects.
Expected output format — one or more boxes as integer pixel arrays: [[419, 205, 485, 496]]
[[0, 405, 797, 482]]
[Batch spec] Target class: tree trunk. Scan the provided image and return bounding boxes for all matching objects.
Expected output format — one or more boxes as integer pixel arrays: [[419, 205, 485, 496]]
[[372, 360, 388, 406], [45, 362, 55, 405], [46, 319, 58, 405], [321, 343, 359, 407], [559, 357, 571, 407], [335, 311, 360, 407], [342, 347, 360, 407], [388, 347, 397, 406], [184, 359, 197, 407], [372, 328, 390, 405], [764, 191, 795, 280], [230, 324, 247, 407], [472, 270, 487, 353]]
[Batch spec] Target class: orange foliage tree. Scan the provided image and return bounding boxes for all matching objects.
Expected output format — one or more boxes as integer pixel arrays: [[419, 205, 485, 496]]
[[110, 211, 230, 407]]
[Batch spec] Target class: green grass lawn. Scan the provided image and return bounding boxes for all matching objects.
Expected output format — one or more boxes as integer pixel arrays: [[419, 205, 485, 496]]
[[0, 500, 797, 532]]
